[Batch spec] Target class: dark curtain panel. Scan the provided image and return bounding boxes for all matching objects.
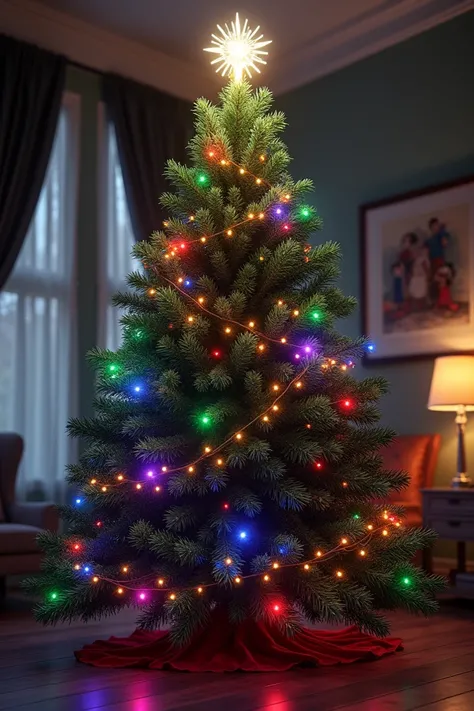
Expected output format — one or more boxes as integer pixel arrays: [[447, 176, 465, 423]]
[[0, 35, 66, 289], [102, 73, 192, 242]]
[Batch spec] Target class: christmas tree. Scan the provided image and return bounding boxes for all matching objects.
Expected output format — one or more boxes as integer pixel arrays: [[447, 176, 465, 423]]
[[28, 14, 443, 665]]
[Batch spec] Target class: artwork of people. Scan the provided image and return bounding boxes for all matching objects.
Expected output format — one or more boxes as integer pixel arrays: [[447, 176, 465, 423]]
[[382, 207, 469, 334], [362, 178, 474, 361]]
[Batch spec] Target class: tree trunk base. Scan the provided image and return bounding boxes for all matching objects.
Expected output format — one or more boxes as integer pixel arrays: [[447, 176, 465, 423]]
[[75, 610, 402, 672]]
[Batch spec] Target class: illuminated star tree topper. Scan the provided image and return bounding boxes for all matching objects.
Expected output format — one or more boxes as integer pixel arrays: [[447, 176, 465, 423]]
[[204, 13, 272, 82]]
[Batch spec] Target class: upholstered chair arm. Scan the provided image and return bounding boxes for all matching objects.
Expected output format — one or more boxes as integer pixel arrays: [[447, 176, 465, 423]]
[[10, 502, 59, 532]]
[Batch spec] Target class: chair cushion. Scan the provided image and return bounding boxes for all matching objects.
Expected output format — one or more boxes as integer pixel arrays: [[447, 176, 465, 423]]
[[0, 523, 43, 554], [381, 435, 434, 509]]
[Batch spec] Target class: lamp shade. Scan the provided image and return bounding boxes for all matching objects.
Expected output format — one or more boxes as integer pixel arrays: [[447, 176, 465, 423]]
[[428, 356, 474, 412]]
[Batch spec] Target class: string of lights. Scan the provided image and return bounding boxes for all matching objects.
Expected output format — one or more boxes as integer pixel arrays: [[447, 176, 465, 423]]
[[90, 364, 311, 491], [155, 272, 318, 351], [70, 515, 405, 602]]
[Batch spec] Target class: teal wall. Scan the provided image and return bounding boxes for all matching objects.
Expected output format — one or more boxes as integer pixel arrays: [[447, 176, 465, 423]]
[[277, 12, 474, 496]]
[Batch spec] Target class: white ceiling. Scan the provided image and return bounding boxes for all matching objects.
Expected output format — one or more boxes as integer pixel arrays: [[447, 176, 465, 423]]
[[1, 0, 473, 98], [34, 0, 384, 65]]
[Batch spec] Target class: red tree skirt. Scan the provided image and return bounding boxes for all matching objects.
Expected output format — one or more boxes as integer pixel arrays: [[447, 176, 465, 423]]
[[76, 613, 402, 672]]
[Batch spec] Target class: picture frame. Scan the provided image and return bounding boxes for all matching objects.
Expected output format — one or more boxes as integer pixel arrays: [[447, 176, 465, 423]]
[[360, 176, 474, 363]]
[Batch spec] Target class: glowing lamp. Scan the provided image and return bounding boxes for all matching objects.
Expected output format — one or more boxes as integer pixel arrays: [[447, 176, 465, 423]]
[[239, 531, 248, 540], [75, 498, 82, 505], [428, 356, 474, 488]]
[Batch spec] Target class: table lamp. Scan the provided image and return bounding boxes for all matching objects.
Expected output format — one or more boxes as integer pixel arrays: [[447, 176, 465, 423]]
[[428, 355, 474, 488]]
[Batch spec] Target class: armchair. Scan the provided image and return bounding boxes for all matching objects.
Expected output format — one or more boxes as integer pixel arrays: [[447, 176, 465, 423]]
[[380, 434, 441, 526], [0, 433, 59, 597]]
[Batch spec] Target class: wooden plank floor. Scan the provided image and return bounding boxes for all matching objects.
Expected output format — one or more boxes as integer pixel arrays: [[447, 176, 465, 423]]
[[1, 594, 474, 711]]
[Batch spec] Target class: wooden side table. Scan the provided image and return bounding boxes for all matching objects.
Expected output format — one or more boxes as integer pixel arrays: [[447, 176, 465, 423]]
[[422, 488, 474, 597]]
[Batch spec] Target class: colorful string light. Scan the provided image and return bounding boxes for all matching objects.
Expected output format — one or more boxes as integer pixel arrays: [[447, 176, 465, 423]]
[[77, 515, 402, 599]]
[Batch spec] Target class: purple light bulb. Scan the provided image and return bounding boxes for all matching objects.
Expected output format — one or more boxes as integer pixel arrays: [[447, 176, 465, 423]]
[[147, 470, 154, 478]]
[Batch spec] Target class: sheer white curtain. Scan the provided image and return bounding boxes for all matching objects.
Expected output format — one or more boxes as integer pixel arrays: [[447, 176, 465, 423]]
[[99, 120, 139, 351], [0, 95, 79, 502]]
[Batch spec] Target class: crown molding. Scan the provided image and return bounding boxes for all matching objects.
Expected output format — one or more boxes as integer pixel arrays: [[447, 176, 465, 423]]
[[0, 0, 472, 100], [268, 0, 474, 95], [0, 0, 218, 101]]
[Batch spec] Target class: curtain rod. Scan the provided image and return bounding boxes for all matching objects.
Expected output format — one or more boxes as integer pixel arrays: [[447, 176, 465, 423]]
[[68, 59, 104, 77]]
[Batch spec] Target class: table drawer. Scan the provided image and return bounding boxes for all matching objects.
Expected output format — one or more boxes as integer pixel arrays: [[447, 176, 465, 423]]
[[427, 517, 474, 540], [424, 495, 474, 519]]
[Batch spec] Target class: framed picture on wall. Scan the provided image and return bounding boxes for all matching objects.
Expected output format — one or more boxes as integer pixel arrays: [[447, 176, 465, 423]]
[[360, 176, 474, 362]]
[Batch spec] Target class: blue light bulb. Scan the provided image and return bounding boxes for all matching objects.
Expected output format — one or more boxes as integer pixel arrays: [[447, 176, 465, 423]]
[[84, 566, 90, 573], [75, 498, 82, 505], [239, 531, 248, 540], [184, 279, 191, 287]]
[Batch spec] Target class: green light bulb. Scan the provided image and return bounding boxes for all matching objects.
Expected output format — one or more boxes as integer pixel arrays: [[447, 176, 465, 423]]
[[108, 364, 118, 373], [197, 173, 208, 186], [402, 577, 411, 586], [353, 513, 360, 520], [312, 311, 320, 320], [300, 207, 311, 219], [50, 591, 58, 601], [201, 415, 210, 425]]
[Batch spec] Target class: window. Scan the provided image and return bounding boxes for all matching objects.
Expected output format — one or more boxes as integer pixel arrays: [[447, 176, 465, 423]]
[[100, 122, 139, 351], [0, 95, 79, 502]]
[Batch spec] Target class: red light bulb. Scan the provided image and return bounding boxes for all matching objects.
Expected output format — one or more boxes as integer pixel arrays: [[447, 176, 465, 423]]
[[343, 399, 353, 409], [223, 503, 229, 510], [212, 350, 221, 358], [273, 604, 280, 612], [315, 461, 323, 470]]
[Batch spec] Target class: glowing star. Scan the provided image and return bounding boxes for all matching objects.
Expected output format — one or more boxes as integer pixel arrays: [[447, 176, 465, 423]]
[[204, 13, 272, 82]]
